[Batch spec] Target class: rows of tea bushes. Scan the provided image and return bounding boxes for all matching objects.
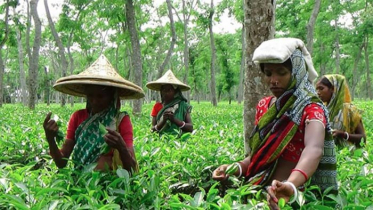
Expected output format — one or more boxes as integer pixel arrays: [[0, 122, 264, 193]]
[[0, 101, 372, 209]]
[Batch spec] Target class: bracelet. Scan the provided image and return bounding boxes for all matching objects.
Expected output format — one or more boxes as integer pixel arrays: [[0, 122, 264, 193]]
[[283, 181, 298, 204], [154, 125, 159, 131], [234, 162, 243, 177], [291, 168, 309, 181], [344, 132, 349, 141], [179, 121, 186, 129]]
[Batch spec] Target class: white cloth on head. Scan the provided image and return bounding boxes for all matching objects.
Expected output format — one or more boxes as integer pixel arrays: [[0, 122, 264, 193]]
[[252, 38, 318, 83]]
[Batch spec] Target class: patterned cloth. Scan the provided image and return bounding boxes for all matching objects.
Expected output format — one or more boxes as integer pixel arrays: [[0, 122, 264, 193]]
[[245, 49, 338, 192], [324, 74, 363, 147], [72, 96, 120, 169], [255, 97, 327, 163], [156, 90, 191, 137]]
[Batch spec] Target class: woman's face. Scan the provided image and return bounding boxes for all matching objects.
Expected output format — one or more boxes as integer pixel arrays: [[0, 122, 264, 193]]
[[263, 63, 292, 98], [315, 81, 333, 104], [85, 85, 114, 114], [160, 84, 176, 104]]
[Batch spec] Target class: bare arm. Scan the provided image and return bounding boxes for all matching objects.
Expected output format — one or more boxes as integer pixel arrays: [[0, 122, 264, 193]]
[[180, 112, 193, 132], [287, 121, 325, 186], [118, 145, 138, 172], [43, 112, 74, 168], [104, 128, 138, 173], [267, 121, 325, 207], [333, 121, 366, 146]]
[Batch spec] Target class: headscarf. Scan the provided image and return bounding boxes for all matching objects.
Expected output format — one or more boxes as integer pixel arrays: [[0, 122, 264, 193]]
[[247, 49, 338, 192], [156, 89, 191, 137], [324, 74, 363, 147]]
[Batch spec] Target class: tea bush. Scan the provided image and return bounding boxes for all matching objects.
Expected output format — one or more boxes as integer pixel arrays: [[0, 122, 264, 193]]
[[0, 101, 372, 209]]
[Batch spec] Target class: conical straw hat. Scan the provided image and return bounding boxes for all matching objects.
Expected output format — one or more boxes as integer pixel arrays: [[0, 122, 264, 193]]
[[53, 54, 145, 99], [146, 70, 190, 91]]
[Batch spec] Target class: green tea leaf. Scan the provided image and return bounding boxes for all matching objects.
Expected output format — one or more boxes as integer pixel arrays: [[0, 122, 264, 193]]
[[278, 198, 286, 208], [99, 123, 108, 136]]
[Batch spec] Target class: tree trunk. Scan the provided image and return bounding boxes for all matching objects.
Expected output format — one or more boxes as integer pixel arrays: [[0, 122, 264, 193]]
[[319, 42, 326, 75], [182, 0, 191, 102], [157, 0, 176, 77], [28, 0, 42, 109], [0, 0, 10, 107], [44, 0, 68, 107], [243, 0, 275, 156], [15, 21, 28, 105], [306, 0, 321, 54], [351, 43, 364, 100], [44, 66, 50, 105], [334, 18, 340, 74], [67, 34, 75, 106], [209, 0, 218, 106], [364, 36, 372, 100], [237, 24, 245, 104], [126, 0, 143, 115]]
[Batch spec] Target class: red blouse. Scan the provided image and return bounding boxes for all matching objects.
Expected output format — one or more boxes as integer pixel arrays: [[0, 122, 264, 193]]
[[150, 102, 163, 117], [255, 96, 326, 162], [66, 109, 133, 148]]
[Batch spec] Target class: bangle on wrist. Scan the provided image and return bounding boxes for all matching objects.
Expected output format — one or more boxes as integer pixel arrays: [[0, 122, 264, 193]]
[[179, 121, 186, 129], [344, 132, 349, 141], [234, 162, 243, 177], [291, 168, 308, 181], [283, 181, 298, 204]]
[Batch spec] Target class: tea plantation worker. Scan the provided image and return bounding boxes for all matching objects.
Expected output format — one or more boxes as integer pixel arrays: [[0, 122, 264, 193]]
[[316, 74, 366, 148], [146, 70, 193, 137], [212, 38, 338, 209], [43, 55, 145, 172]]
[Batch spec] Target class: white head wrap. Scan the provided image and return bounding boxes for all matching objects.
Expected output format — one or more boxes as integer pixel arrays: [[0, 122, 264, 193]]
[[252, 38, 318, 83]]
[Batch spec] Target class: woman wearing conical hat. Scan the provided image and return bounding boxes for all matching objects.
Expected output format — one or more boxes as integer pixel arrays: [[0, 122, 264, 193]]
[[43, 55, 144, 172], [146, 70, 193, 137]]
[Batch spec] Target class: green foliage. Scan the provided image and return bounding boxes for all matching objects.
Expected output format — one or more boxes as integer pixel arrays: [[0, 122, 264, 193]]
[[1, 100, 373, 208]]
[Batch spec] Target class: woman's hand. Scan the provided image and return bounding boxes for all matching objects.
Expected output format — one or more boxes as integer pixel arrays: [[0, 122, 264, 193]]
[[163, 111, 175, 122], [212, 164, 230, 181], [104, 128, 127, 151], [43, 112, 58, 143], [331, 129, 345, 138], [267, 180, 295, 210]]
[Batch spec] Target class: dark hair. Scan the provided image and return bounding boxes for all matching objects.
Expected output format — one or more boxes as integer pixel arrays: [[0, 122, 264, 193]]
[[318, 77, 333, 89], [259, 58, 293, 72]]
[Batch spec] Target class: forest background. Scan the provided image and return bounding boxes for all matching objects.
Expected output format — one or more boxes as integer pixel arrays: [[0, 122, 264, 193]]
[[1, 0, 372, 109]]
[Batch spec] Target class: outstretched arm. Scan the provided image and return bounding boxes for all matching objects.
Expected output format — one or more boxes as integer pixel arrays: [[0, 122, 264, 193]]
[[267, 121, 325, 207]]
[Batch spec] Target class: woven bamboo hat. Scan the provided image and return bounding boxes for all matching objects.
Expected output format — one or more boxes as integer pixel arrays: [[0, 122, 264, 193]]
[[53, 54, 145, 99], [146, 70, 190, 91]]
